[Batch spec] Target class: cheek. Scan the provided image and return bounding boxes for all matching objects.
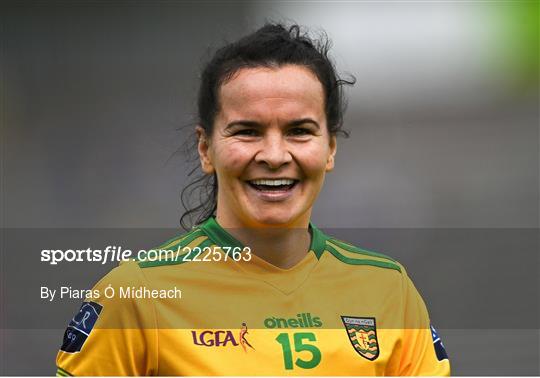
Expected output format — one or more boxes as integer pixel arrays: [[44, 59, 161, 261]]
[[213, 142, 253, 179], [299, 144, 331, 179]]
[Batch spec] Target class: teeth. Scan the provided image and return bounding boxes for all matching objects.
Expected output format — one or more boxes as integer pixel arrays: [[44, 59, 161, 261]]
[[250, 179, 295, 186]]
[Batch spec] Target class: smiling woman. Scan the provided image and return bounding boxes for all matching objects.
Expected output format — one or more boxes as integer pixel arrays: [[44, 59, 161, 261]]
[[55, 23, 450, 376], [196, 65, 336, 268], [201, 65, 334, 229]]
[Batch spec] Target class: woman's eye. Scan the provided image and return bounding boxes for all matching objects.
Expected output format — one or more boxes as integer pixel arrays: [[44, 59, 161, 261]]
[[289, 127, 312, 136], [234, 129, 258, 136]]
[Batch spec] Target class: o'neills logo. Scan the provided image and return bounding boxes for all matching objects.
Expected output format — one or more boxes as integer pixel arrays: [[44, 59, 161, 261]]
[[191, 323, 255, 352], [264, 313, 323, 329]]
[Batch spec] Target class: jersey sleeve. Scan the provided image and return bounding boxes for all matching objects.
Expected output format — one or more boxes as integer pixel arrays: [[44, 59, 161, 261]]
[[395, 267, 451, 376], [55, 261, 158, 376]]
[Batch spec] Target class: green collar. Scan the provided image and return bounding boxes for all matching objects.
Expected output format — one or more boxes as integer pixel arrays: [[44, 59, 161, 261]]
[[199, 217, 327, 259]]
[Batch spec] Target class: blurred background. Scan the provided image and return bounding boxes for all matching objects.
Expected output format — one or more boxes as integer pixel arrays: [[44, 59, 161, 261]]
[[2, 0, 538, 375]]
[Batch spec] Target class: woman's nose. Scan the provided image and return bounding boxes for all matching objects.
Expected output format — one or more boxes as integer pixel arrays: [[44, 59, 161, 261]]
[[254, 133, 292, 169]]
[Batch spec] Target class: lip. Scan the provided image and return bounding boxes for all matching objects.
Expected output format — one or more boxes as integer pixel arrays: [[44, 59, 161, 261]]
[[247, 177, 298, 182], [244, 180, 299, 202]]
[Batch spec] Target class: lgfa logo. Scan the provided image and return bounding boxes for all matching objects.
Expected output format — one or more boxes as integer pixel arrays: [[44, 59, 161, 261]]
[[191, 322, 255, 352]]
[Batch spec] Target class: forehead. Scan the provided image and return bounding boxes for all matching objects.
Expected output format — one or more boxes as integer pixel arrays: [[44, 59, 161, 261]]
[[217, 65, 325, 121]]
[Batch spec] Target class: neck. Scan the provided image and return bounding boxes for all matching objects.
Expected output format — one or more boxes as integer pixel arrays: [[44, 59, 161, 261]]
[[215, 214, 312, 269]]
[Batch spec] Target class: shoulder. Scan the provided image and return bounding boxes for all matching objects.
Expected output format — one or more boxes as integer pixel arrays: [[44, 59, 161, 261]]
[[320, 234, 429, 316], [135, 227, 210, 269], [84, 228, 209, 287], [322, 234, 404, 274]]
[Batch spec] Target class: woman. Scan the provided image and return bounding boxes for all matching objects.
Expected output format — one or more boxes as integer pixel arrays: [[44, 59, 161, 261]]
[[56, 23, 450, 376]]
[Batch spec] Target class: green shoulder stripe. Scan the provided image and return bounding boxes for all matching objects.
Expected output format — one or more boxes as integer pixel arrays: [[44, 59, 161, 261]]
[[328, 238, 397, 263], [138, 229, 208, 269], [155, 228, 205, 251], [326, 243, 401, 273], [56, 367, 73, 377]]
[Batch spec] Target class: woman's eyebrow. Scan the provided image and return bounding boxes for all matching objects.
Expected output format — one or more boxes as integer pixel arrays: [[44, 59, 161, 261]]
[[225, 120, 262, 129], [225, 118, 320, 129], [288, 118, 320, 129]]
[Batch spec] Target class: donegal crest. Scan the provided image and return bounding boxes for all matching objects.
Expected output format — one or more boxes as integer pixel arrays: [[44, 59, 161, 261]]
[[341, 316, 379, 361]]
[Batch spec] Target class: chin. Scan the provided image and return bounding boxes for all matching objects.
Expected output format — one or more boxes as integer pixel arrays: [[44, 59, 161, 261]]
[[249, 210, 301, 228]]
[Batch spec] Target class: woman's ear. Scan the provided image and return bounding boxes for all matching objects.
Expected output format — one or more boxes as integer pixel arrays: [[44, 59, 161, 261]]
[[326, 135, 337, 172], [196, 126, 215, 174]]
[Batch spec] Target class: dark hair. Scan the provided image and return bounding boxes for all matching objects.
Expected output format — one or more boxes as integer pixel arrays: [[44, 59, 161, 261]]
[[180, 23, 355, 230]]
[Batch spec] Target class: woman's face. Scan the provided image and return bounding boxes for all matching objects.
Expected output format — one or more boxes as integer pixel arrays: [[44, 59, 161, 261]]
[[198, 65, 336, 228]]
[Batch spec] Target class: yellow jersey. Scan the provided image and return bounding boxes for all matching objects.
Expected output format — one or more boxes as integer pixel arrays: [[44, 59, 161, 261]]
[[56, 217, 450, 376]]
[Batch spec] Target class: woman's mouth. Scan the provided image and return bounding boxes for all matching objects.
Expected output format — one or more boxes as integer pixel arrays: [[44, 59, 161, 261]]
[[248, 179, 297, 191], [246, 179, 299, 201]]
